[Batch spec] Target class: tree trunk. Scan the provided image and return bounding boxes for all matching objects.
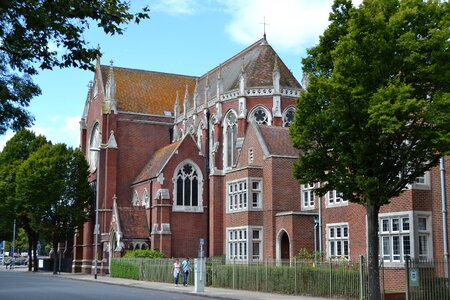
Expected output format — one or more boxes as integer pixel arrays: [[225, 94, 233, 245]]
[[52, 241, 58, 275], [366, 204, 381, 300], [32, 238, 39, 272], [27, 240, 33, 272]]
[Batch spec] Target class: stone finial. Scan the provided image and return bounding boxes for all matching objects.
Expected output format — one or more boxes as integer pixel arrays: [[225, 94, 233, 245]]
[[183, 84, 190, 117], [104, 60, 117, 114], [239, 59, 246, 96], [204, 73, 210, 106], [301, 72, 310, 90], [216, 65, 223, 100], [193, 78, 199, 110], [174, 91, 180, 120], [95, 44, 101, 67], [272, 55, 280, 94]]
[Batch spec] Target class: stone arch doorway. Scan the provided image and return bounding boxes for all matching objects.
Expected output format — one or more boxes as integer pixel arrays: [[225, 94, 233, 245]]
[[276, 229, 291, 263]]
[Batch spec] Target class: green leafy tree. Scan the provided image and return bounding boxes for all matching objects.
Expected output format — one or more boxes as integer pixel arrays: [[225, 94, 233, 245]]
[[0, 0, 149, 134], [0, 129, 49, 271], [290, 0, 450, 299], [16, 143, 94, 274]]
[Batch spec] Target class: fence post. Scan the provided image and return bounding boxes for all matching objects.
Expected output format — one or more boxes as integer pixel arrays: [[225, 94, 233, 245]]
[[405, 256, 410, 300], [294, 257, 297, 295], [360, 256, 364, 300], [329, 258, 333, 298], [232, 257, 235, 290], [265, 258, 268, 292], [256, 259, 259, 291]]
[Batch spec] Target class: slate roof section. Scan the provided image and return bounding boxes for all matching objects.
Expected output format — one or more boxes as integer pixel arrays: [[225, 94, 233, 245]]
[[117, 207, 148, 239], [133, 140, 183, 184], [257, 125, 298, 157], [100, 66, 197, 115], [194, 38, 301, 104]]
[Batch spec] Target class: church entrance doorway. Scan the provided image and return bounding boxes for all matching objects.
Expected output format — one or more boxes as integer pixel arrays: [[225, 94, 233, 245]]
[[276, 229, 291, 263]]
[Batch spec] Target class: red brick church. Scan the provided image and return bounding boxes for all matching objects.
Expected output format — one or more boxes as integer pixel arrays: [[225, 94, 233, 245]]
[[73, 37, 316, 273], [73, 36, 450, 292]]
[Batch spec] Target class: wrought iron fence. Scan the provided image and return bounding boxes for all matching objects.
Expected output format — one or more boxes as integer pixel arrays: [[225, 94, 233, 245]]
[[406, 258, 450, 300], [112, 257, 363, 299]]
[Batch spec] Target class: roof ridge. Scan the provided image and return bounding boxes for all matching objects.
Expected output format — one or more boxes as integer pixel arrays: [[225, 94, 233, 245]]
[[198, 38, 266, 79], [100, 65, 198, 79]]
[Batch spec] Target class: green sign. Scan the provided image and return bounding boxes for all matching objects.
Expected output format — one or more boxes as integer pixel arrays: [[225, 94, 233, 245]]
[[410, 268, 420, 287]]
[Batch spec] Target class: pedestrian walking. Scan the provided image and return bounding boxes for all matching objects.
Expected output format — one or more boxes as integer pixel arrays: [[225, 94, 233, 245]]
[[181, 257, 191, 287], [172, 258, 181, 286]]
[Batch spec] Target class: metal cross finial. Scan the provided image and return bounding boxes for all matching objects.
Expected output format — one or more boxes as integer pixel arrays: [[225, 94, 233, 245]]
[[260, 16, 269, 40]]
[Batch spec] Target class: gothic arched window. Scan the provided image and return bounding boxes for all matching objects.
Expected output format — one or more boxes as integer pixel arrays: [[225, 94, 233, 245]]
[[282, 107, 295, 127], [142, 189, 149, 208], [173, 161, 203, 212], [249, 106, 271, 125], [224, 110, 238, 168], [88, 122, 100, 171], [132, 191, 139, 206]]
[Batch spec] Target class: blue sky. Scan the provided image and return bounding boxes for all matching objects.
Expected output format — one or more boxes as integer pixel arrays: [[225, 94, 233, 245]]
[[0, 0, 362, 150]]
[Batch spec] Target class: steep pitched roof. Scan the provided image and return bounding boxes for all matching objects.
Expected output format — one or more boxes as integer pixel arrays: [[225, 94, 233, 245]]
[[255, 124, 298, 157], [117, 207, 148, 239], [133, 140, 183, 184], [97, 39, 300, 116], [194, 38, 301, 103], [100, 66, 197, 115]]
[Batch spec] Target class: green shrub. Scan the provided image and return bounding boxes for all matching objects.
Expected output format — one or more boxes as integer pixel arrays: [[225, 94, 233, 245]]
[[123, 249, 165, 259]]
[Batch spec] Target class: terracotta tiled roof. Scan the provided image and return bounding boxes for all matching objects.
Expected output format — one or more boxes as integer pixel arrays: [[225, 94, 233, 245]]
[[258, 125, 299, 157], [100, 66, 197, 115], [133, 140, 182, 184], [117, 207, 148, 239], [99, 39, 300, 116]]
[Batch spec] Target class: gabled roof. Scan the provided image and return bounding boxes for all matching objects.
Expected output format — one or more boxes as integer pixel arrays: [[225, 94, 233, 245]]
[[100, 66, 197, 115], [117, 207, 148, 239], [254, 123, 298, 157], [97, 38, 301, 117], [133, 140, 183, 184]]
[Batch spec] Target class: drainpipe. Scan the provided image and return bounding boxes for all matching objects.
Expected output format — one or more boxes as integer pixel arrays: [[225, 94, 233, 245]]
[[440, 157, 448, 279], [205, 109, 211, 258], [149, 180, 153, 241], [318, 182, 322, 254]]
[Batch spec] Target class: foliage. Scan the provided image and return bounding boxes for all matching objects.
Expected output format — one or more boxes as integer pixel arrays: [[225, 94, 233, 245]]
[[290, 1, 449, 298], [15, 143, 94, 273], [123, 249, 165, 259], [0, 0, 149, 134], [295, 248, 313, 260], [0, 129, 49, 270]]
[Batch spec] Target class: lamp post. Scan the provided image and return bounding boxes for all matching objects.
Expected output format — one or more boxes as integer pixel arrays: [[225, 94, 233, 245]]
[[90, 147, 100, 280]]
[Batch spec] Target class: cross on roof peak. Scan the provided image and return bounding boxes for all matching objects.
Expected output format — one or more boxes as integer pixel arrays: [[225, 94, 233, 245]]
[[260, 16, 269, 41]]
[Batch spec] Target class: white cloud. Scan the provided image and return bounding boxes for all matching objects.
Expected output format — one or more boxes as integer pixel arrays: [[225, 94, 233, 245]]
[[0, 131, 14, 151], [152, 0, 200, 15], [0, 117, 79, 151], [221, 0, 363, 54]]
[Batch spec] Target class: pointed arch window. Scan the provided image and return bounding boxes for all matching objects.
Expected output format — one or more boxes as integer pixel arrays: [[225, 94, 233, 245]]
[[132, 191, 139, 206], [142, 189, 149, 208], [249, 106, 271, 125], [224, 111, 238, 168], [282, 107, 295, 127], [173, 161, 203, 212], [88, 122, 100, 171]]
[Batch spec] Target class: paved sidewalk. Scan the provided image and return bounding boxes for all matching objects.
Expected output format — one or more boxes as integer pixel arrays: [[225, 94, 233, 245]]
[[9, 267, 335, 300]]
